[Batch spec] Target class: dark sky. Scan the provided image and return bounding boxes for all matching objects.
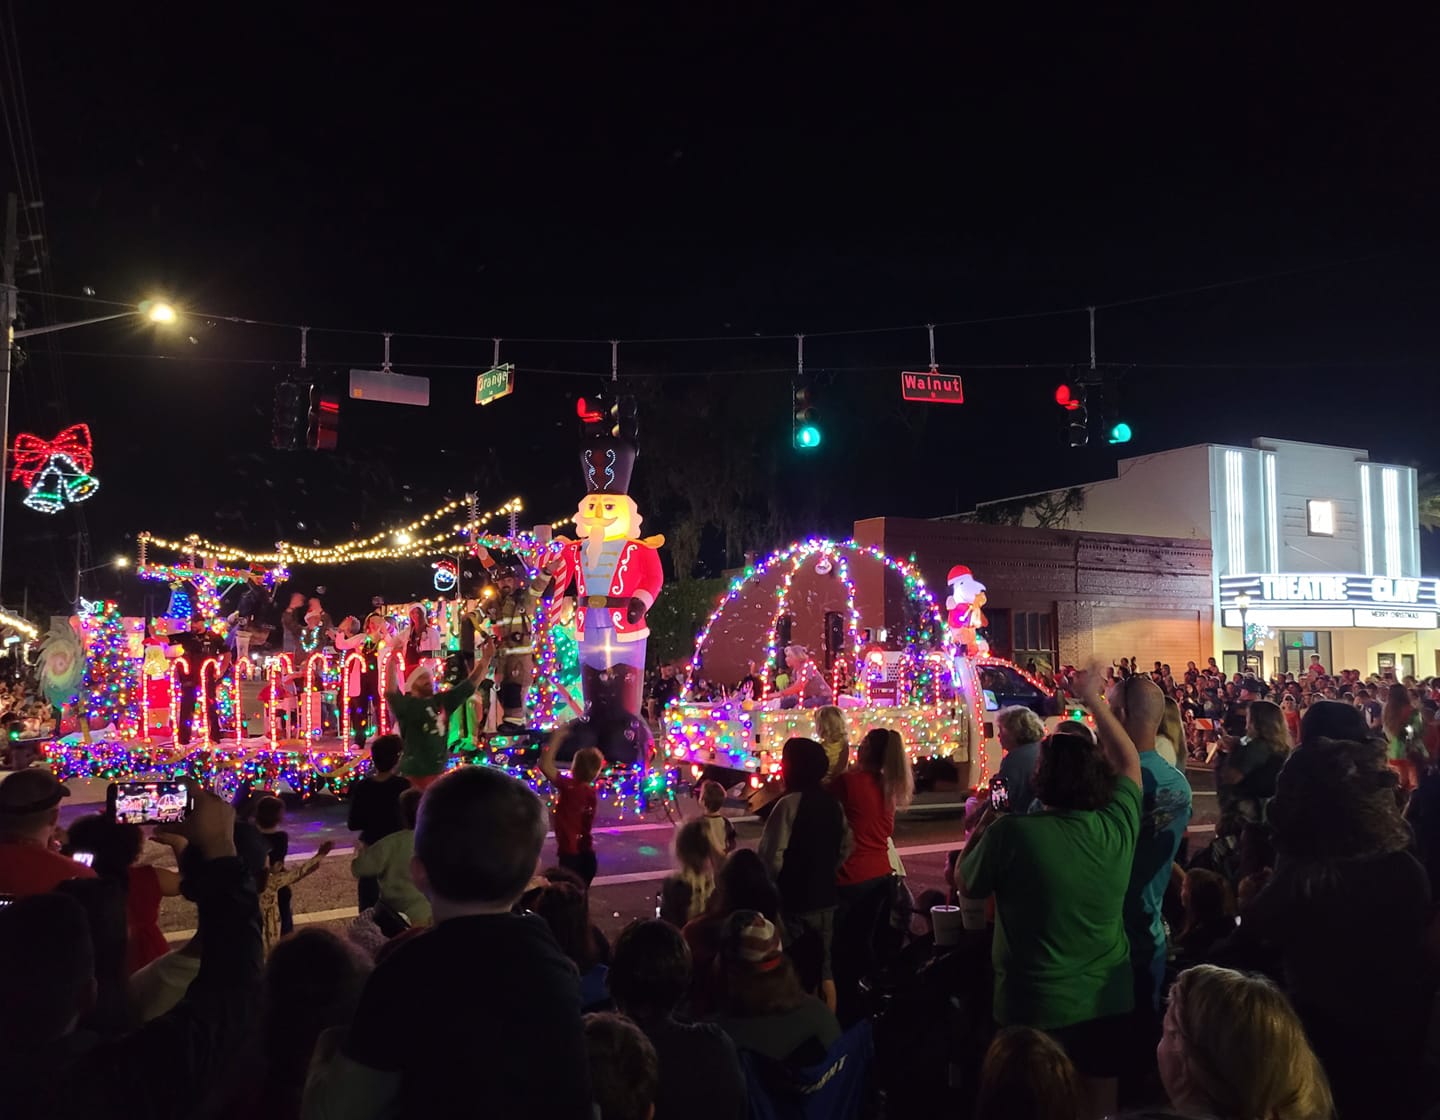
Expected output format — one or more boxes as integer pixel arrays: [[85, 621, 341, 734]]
[[5, 7, 1440, 616]]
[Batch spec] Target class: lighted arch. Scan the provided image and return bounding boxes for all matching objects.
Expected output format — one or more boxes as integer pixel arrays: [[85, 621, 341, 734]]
[[682, 538, 946, 703]]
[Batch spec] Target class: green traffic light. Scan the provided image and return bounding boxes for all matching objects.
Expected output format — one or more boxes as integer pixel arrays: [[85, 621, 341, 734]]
[[795, 425, 822, 449], [1107, 422, 1133, 444]]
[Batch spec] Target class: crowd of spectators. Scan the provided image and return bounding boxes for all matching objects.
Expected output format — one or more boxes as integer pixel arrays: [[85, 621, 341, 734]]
[[4, 650, 1440, 1118]]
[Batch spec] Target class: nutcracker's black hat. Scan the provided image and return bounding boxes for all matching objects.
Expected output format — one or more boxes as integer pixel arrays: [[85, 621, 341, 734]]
[[579, 436, 636, 495]]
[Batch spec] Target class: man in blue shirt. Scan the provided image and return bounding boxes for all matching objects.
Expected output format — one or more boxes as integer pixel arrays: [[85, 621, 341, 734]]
[[1110, 675, 1192, 1015], [994, 706, 1046, 815]]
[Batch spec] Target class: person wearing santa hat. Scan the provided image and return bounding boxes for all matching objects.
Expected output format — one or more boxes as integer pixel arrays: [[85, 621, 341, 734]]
[[386, 660, 487, 790]]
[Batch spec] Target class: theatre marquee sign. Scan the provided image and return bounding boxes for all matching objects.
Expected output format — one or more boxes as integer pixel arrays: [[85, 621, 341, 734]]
[[1220, 574, 1440, 629]]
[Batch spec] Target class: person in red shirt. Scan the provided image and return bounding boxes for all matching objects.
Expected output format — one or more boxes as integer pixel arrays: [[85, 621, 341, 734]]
[[827, 728, 915, 1016], [64, 812, 183, 973], [1307, 655, 1327, 678], [0, 769, 96, 897], [540, 732, 602, 885]]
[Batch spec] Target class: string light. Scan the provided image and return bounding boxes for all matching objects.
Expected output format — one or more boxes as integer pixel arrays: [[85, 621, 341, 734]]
[[670, 537, 962, 768], [11, 424, 101, 516], [138, 496, 524, 567], [80, 602, 140, 736], [0, 609, 39, 640]]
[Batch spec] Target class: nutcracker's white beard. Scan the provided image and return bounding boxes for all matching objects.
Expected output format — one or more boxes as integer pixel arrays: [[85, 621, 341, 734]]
[[586, 523, 607, 566], [576, 497, 642, 566]]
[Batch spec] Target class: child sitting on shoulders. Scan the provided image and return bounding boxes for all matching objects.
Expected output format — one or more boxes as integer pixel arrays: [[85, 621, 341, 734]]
[[658, 819, 716, 927]]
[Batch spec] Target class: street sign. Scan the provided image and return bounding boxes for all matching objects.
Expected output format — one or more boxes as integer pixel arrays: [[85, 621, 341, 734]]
[[901, 370, 964, 404], [476, 363, 516, 406], [349, 369, 430, 407]]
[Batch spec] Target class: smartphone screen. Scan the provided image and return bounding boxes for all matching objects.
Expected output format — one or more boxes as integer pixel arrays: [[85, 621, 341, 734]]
[[989, 777, 1010, 813], [72, 851, 95, 868], [108, 780, 191, 825]]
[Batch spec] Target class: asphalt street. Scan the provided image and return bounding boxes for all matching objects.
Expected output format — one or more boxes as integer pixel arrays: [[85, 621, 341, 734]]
[[124, 766, 1218, 943]]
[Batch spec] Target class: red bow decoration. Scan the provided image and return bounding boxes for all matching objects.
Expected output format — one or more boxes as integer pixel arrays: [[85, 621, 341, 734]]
[[10, 424, 94, 488]]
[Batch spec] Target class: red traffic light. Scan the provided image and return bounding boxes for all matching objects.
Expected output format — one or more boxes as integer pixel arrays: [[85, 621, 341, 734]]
[[1054, 383, 1082, 411]]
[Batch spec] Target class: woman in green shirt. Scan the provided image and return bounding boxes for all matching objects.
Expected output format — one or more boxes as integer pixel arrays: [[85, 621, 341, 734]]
[[960, 665, 1142, 1119]]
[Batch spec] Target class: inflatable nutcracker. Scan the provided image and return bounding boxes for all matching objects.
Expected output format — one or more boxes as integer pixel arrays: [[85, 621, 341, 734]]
[[549, 424, 664, 763], [945, 565, 989, 656]]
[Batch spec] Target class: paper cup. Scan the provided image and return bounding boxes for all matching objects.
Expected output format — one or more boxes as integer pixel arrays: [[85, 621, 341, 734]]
[[932, 904, 966, 946]]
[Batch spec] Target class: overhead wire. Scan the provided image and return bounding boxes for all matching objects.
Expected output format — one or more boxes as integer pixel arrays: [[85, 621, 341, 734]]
[[14, 245, 1417, 353]]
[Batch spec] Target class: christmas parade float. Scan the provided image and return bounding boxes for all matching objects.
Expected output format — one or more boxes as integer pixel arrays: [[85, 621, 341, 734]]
[[662, 539, 977, 785], [661, 548, 1059, 790], [39, 495, 591, 800]]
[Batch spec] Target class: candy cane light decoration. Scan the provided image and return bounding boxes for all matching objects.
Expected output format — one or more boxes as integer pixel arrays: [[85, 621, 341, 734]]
[[268, 654, 294, 743], [303, 652, 327, 740], [197, 658, 221, 748], [169, 657, 189, 742], [339, 652, 366, 746]]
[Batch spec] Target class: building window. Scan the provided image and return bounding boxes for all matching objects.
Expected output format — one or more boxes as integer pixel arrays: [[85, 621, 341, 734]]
[[1010, 610, 1055, 674], [1307, 499, 1335, 537]]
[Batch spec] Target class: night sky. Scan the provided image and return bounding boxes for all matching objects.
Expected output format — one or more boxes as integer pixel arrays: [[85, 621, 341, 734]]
[[4, 8, 1439, 618]]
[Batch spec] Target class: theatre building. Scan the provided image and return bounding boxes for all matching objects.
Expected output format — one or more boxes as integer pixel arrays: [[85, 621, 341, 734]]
[[879, 437, 1434, 679]]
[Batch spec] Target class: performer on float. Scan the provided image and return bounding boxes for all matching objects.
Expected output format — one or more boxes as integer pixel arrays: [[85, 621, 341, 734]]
[[396, 603, 442, 678], [387, 660, 486, 790], [945, 565, 989, 656], [335, 612, 387, 749], [475, 545, 552, 681], [230, 567, 276, 663], [772, 644, 834, 709], [166, 613, 228, 745], [549, 423, 664, 762]]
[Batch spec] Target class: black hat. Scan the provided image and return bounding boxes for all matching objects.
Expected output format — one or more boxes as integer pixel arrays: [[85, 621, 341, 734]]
[[0, 769, 71, 814], [580, 436, 636, 495]]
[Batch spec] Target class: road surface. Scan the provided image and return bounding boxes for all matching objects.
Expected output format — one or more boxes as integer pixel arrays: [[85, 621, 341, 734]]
[[119, 767, 1218, 943]]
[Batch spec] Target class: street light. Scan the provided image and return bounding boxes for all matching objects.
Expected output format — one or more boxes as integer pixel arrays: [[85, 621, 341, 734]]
[[73, 554, 130, 604], [1235, 591, 1253, 675], [0, 296, 178, 606]]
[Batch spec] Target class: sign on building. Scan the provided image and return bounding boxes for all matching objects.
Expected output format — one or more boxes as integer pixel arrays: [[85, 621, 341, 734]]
[[1219, 573, 1440, 629]]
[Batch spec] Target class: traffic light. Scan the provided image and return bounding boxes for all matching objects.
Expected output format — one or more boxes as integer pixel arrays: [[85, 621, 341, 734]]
[[271, 382, 307, 451], [610, 395, 639, 442], [1055, 382, 1089, 447], [306, 386, 340, 451], [577, 393, 606, 430], [793, 382, 821, 450]]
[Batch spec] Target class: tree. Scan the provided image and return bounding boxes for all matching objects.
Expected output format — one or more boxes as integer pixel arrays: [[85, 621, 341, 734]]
[[1419, 472, 1440, 531]]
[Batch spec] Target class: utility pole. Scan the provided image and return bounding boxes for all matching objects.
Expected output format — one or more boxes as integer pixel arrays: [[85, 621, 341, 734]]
[[0, 194, 16, 608]]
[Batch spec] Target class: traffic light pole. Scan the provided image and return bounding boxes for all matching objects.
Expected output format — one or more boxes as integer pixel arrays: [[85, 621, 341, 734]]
[[0, 194, 17, 607]]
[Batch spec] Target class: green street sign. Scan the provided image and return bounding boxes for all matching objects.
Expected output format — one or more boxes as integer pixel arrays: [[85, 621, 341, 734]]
[[475, 363, 515, 406]]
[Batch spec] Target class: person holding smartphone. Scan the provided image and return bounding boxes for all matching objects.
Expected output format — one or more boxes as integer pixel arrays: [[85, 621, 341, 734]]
[[0, 769, 97, 897], [0, 789, 262, 1120]]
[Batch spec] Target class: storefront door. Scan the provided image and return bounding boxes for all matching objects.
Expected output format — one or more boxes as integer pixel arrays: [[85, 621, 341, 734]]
[[1278, 630, 1332, 677]]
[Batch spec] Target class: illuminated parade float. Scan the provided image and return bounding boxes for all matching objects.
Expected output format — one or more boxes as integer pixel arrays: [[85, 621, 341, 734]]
[[660, 538, 1019, 789], [36, 495, 595, 800]]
